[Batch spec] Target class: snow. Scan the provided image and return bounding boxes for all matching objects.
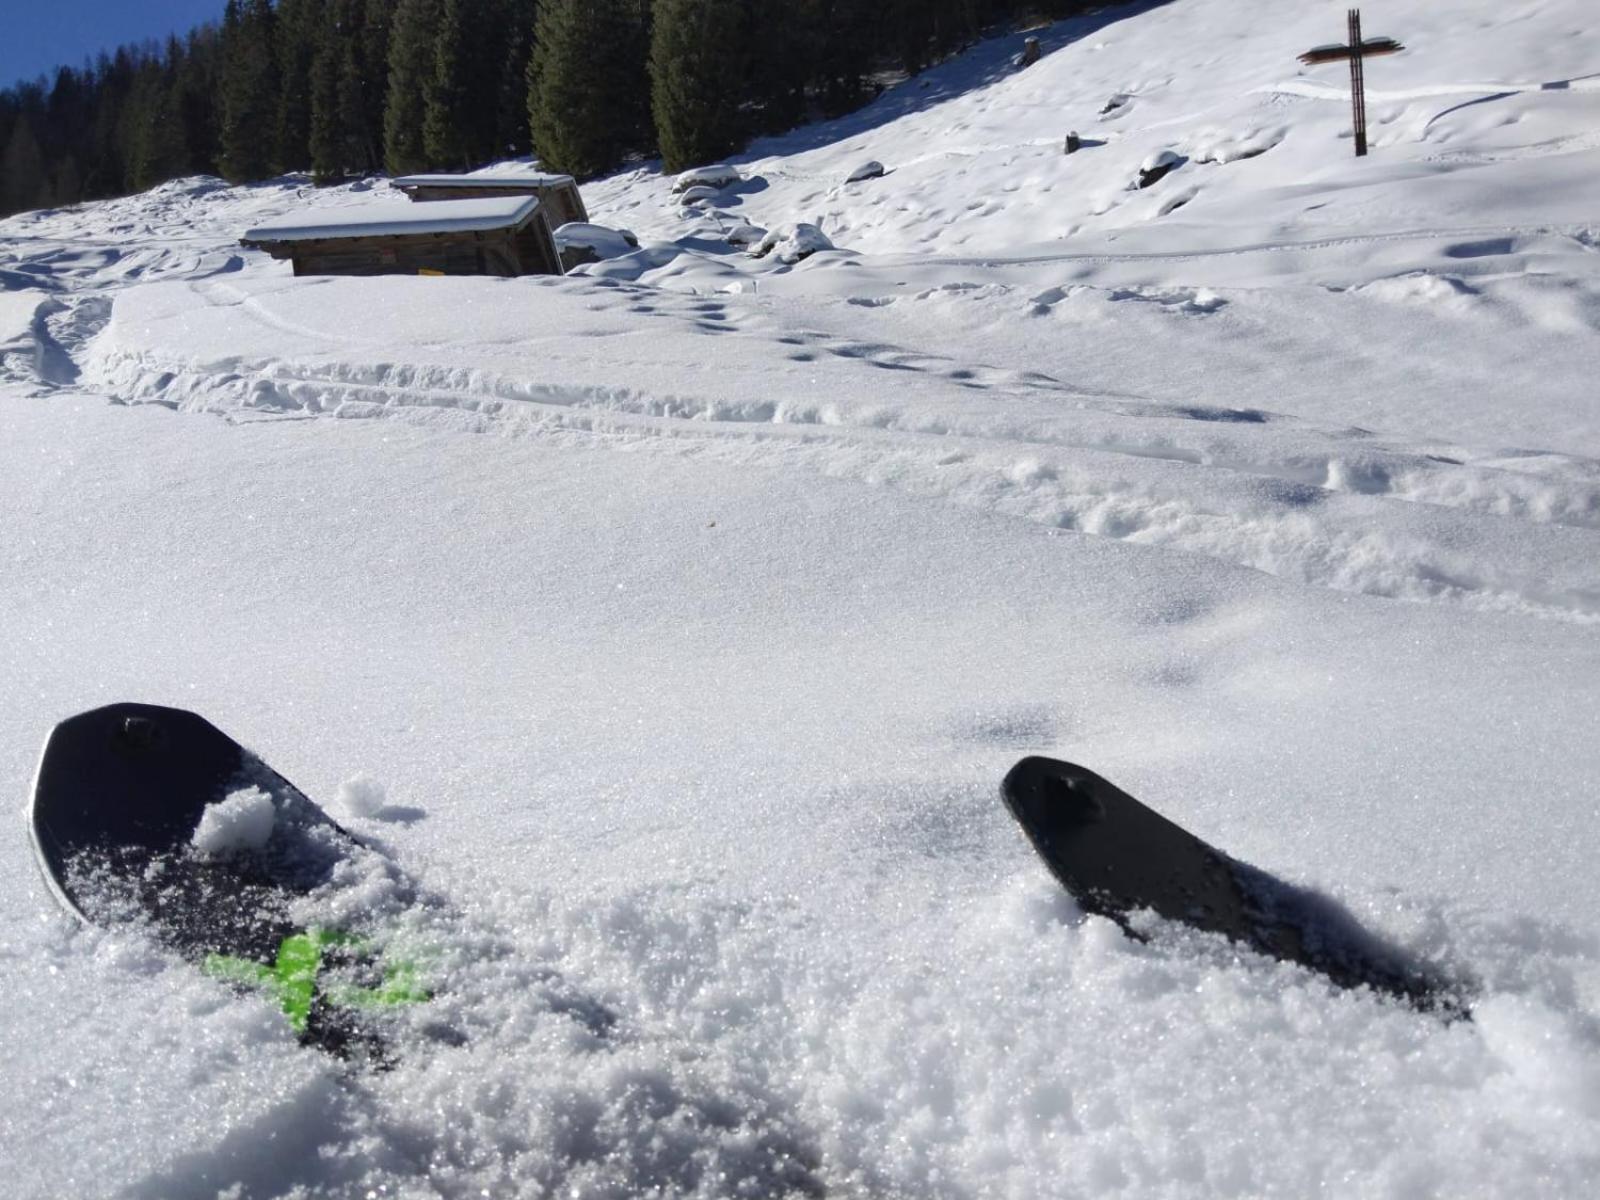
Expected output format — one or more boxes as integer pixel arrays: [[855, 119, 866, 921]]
[[3, 0, 1600, 1195], [191, 786, 278, 857], [242, 195, 540, 243]]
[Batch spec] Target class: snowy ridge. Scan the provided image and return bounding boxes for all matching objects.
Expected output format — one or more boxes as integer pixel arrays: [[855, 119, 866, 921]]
[[4, 0, 1600, 1196], [86, 274, 1600, 622]]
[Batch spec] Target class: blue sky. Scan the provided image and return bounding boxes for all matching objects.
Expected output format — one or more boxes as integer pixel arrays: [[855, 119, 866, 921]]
[[4, 1, 226, 90]]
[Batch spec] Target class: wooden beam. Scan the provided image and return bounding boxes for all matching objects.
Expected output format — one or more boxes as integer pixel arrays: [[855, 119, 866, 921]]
[[1297, 36, 1402, 66]]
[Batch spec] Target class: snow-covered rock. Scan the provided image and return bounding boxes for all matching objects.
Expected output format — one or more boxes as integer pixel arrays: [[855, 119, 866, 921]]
[[676, 185, 721, 208], [749, 222, 835, 263], [671, 163, 741, 192], [553, 221, 639, 270], [846, 160, 886, 183], [1137, 148, 1183, 188], [723, 222, 766, 249]]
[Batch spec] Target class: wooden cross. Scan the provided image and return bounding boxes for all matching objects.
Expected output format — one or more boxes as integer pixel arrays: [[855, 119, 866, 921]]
[[1298, 10, 1404, 157]]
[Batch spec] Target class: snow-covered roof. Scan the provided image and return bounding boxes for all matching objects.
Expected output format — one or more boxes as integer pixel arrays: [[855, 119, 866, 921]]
[[391, 172, 576, 190], [242, 195, 540, 243]]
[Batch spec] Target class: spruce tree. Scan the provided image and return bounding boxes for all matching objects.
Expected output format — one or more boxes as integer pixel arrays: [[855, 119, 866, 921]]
[[124, 56, 190, 192], [383, 0, 440, 175], [219, 0, 281, 182], [358, 0, 395, 170], [308, 7, 344, 181], [461, 0, 516, 164], [649, 0, 748, 175], [89, 49, 138, 196], [495, 1, 537, 157], [814, 0, 874, 117], [422, 0, 469, 169], [176, 28, 223, 176], [1, 117, 48, 214], [275, 0, 323, 172], [527, 0, 650, 178]]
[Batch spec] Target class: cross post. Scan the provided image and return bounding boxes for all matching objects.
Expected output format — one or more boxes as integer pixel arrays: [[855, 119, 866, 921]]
[[1297, 9, 1404, 158]]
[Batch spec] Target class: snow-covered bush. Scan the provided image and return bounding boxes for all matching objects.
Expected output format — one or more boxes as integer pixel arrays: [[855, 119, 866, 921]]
[[749, 223, 834, 264]]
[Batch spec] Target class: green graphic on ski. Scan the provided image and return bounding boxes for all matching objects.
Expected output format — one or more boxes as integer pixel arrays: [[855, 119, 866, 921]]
[[29, 702, 431, 1059]]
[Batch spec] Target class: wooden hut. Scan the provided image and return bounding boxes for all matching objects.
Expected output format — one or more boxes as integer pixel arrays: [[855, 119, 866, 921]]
[[240, 195, 562, 278], [390, 172, 589, 227]]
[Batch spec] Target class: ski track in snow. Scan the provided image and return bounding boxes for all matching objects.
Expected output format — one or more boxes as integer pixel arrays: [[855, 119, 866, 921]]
[[5, 0, 1600, 1196], [73, 271, 1600, 625]]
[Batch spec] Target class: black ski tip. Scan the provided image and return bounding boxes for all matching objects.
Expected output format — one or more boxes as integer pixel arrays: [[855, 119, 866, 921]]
[[30, 703, 244, 889], [999, 755, 1475, 1022], [1000, 757, 1107, 832]]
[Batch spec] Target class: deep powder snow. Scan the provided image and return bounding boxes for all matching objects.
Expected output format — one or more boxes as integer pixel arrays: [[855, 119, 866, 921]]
[[2, 1, 1599, 1196]]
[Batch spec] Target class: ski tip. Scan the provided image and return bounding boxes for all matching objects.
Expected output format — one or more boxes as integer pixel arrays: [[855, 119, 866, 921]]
[[1000, 757, 1108, 831]]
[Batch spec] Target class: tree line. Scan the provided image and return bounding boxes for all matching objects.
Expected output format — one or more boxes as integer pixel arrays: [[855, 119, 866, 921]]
[[2, 0, 1089, 219]]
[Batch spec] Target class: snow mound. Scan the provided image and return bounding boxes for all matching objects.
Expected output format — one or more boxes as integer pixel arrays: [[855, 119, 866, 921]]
[[336, 773, 388, 819], [846, 160, 886, 183], [1190, 125, 1287, 164], [190, 786, 277, 857]]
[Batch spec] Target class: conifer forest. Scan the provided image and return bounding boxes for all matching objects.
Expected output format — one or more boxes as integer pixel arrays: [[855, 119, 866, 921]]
[[1, 0, 1090, 218]]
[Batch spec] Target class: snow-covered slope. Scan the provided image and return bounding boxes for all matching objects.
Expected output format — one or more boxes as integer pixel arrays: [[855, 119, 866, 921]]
[[2, 1, 1599, 1197]]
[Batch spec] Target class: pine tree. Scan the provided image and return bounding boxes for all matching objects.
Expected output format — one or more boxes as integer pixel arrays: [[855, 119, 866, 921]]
[[527, 0, 650, 178], [422, 0, 470, 169], [44, 66, 94, 198], [813, 0, 875, 118], [357, 0, 395, 170], [744, 3, 814, 135], [649, 0, 748, 174], [51, 154, 83, 208], [88, 49, 138, 196], [308, 6, 345, 181], [1, 116, 48, 214], [275, 0, 323, 172], [461, 0, 517, 164], [124, 54, 190, 192], [219, 0, 281, 182], [176, 28, 223, 176], [495, 1, 536, 157], [384, 0, 440, 175]]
